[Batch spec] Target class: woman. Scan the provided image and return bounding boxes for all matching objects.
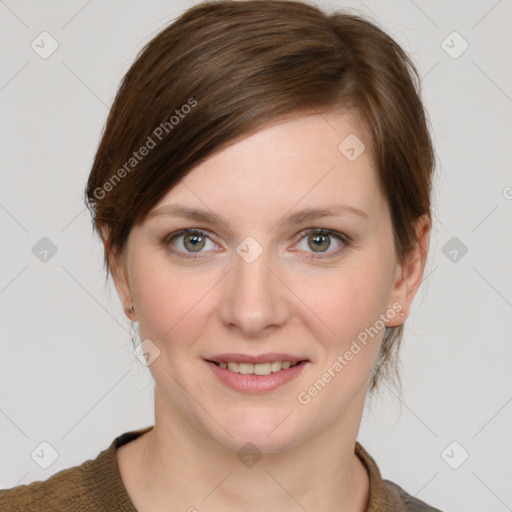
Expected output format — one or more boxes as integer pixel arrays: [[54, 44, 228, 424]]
[[0, 0, 442, 510]]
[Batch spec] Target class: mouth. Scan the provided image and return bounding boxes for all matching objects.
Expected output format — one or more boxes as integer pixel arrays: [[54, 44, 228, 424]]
[[204, 354, 309, 394], [206, 359, 303, 375]]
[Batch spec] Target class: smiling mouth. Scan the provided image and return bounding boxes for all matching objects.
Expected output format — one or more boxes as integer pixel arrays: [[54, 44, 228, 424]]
[[206, 360, 306, 376]]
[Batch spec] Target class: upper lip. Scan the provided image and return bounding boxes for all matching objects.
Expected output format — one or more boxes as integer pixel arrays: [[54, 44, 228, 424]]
[[205, 353, 308, 364]]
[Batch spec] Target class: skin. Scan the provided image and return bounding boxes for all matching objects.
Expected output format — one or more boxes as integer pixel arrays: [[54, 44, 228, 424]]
[[108, 111, 430, 512]]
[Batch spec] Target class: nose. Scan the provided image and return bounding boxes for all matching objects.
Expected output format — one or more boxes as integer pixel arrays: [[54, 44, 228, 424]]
[[218, 244, 290, 339]]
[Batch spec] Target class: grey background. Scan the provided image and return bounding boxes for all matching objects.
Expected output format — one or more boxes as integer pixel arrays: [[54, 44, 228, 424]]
[[1, 1, 511, 510]]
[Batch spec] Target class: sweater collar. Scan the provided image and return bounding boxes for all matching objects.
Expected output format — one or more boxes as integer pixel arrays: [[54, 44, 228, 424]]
[[355, 441, 408, 511], [102, 426, 407, 511]]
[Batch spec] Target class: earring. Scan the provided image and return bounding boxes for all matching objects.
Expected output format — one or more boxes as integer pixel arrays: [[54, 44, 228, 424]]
[[125, 305, 134, 314]]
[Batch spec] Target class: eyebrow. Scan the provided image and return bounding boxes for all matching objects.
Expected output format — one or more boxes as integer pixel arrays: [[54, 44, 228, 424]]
[[147, 203, 369, 230]]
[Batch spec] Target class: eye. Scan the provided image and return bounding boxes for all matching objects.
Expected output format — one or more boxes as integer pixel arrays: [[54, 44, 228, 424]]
[[164, 227, 350, 260], [293, 228, 350, 259], [164, 229, 218, 258]]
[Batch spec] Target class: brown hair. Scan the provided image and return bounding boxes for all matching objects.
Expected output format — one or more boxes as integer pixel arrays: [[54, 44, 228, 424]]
[[84, 0, 434, 392]]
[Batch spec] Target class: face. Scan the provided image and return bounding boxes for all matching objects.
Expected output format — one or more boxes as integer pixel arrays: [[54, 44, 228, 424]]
[[110, 111, 429, 453]]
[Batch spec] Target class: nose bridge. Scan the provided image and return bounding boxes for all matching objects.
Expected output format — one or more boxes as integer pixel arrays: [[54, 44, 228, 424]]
[[220, 236, 288, 335]]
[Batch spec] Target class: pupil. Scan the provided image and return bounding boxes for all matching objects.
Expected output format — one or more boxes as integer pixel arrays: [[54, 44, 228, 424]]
[[186, 234, 204, 251], [310, 234, 329, 252]]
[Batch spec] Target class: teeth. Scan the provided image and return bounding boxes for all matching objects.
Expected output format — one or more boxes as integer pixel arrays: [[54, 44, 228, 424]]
[[254, 363, 271, 375], [270, 361, 282, 372], [227, 361, 239, 372], [217, 361, 299, 375], [239, 363, 253, 375]]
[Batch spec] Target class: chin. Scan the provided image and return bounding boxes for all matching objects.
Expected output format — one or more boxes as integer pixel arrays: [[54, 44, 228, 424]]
[[202, 405, 309, 454]]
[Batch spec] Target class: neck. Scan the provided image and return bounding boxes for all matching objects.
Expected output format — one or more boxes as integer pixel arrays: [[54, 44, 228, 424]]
[[127, 386, 370, 512]]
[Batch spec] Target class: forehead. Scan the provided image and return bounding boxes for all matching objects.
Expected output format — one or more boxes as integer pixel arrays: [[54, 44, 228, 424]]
[[149, 112, 384, 226]]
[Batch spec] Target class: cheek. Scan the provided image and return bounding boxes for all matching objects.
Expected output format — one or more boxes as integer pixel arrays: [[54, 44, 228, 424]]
[[131, 260, 215, 350], [293, 268, 390, 409], [296, 258, 393, 338]]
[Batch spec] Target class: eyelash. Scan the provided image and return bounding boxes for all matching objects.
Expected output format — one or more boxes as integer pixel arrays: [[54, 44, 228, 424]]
[[163, 228, 351, 260]]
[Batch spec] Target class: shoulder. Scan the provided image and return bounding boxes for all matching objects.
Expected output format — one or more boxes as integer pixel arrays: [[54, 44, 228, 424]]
[[354, 441, 444, 512], [383, 479, 444, 512], [0, 427, 151, 512], [0, 459, 98, 511]]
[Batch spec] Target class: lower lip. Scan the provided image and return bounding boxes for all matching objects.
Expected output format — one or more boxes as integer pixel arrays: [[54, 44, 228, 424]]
[[205, 360, 308, 394]]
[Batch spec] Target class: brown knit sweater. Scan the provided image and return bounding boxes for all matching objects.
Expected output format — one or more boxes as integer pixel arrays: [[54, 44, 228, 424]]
[[0, 426, 443, 511]]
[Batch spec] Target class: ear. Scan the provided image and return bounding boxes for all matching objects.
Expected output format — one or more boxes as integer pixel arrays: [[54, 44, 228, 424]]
[[386, 214, 431, 327], [101, 230, 136, 321]]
